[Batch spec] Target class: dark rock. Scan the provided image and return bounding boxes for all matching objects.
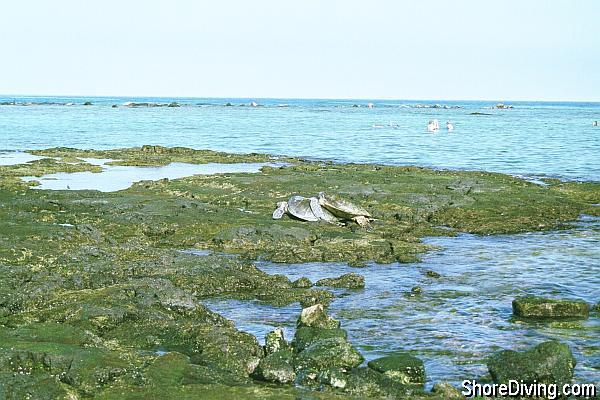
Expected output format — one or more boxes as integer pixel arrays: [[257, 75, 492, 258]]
[[425, 270, 441, 278], [295, 337, 363, 371], [83, 101, 92, 106], [293, 326, 347, 353], [315, 273, 365, 289], [512, 296, 589, 319], [348, 260, 367, 268], [297, 304, 340, 329], [487, 341, 576, 387], [292, 277, 312, 288], [410, 286, 422, 295], [252, 350, 295, 384], [168, 102, 180, 108], [367, 353, 425, 385]]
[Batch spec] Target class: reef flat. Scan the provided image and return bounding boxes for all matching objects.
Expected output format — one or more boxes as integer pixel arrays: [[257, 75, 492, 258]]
[[0, 146, 598, 399]]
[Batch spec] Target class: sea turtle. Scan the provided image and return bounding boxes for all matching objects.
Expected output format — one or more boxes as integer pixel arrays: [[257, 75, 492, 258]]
[[272, 196, 337, 222], [317, 192, 372, 226], [309, 197, 337, 222], [286, 195, 320, 222], [272, 201, 288, 219]]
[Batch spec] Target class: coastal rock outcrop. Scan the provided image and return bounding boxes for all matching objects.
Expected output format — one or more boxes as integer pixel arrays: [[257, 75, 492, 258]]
[[512, 296, 590, 319]]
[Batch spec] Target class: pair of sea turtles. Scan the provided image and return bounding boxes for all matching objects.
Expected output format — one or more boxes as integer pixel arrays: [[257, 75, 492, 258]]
[[272, 192, 372, 227]]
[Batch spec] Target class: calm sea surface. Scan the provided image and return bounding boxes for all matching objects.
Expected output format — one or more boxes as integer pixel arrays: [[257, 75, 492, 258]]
[[1, 96, 599, 181]]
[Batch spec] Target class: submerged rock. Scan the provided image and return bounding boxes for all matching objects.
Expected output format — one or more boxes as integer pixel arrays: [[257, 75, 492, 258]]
[[487, 341, 576, 387], [512, 296, 590, 319], [425, 270, 441, 278], [297, 304, 340, 329], [315, 273, 365, 289], [252, 350, 295, 384], [367, 353, 425, 385]]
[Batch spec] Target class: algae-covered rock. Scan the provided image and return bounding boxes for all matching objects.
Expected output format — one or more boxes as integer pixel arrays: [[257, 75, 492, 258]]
[[343, 367, 417, 398], [425, 270, 441, 278], [293, 326, 348, 353], [297, 304, 340, 329], [487, 341, 576, 387], [431, 381, 463, 399], [292, 277, 312, 288], [315, 273, 365, 289], [252, 350, 296, 384], [367, 353, 425, 385], [317, 367, 348, 388], [513, 296, 590, 319], [295, 337, 364, 372], [264, 328, 290, 355]]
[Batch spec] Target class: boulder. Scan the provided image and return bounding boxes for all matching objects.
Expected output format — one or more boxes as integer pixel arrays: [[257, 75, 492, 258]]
[[315, 273, 365, 289], [293, 326, 348, 353], [295, 337, 363, 371], [264, 328, 289, 355], [367, 353, 425, 385], [317, 367, 348, 388], [343, 367, 416, 398], [487, 341, 576, 387], [512, 296, 589, 319], [297, 304, 340, 329], [252, 350, 295, 384]]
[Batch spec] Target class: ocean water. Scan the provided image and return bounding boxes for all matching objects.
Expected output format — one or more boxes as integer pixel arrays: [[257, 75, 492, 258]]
[[204, 216, 600, 386], [1, 96, 599, 181]]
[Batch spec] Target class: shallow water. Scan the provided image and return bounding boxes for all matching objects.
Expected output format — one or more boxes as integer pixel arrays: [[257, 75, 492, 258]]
[[20, 159, 277, 191], [0, 151, 46, 165], [1, 96, 599, 181], [203, 216, 600, 386]]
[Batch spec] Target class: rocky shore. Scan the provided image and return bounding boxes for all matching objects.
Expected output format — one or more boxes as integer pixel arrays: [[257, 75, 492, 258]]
[[0, 146, 598, 399]]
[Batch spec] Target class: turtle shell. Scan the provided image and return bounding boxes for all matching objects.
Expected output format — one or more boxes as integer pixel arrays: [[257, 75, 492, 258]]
[[317, 192, 371, 220], [309, 197, 337, 222], [287, 196, 319, 222]]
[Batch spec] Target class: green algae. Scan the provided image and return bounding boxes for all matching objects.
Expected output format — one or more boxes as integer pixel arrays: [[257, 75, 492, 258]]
[[1, 146, 599, 398]]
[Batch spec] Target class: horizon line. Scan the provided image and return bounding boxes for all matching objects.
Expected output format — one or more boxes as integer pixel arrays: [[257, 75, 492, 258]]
[[1, 92, 600, 104]]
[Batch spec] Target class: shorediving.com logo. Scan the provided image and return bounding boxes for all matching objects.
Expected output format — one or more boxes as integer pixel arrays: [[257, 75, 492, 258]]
[[462, 380, 597, 399]]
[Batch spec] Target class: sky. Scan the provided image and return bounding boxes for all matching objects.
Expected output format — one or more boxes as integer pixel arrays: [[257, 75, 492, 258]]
[[1, 0, 599, 101]]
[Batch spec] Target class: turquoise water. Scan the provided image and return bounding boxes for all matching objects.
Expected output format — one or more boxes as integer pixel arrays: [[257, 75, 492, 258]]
[[1, 96, 599, 181]]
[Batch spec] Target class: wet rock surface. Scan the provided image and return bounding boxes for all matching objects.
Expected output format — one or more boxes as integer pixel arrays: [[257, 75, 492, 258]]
[[315, 273, 365, 289], [513, 296, 590, 319], [367, 353, 426, 385], [487, 341, 576, 387]]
